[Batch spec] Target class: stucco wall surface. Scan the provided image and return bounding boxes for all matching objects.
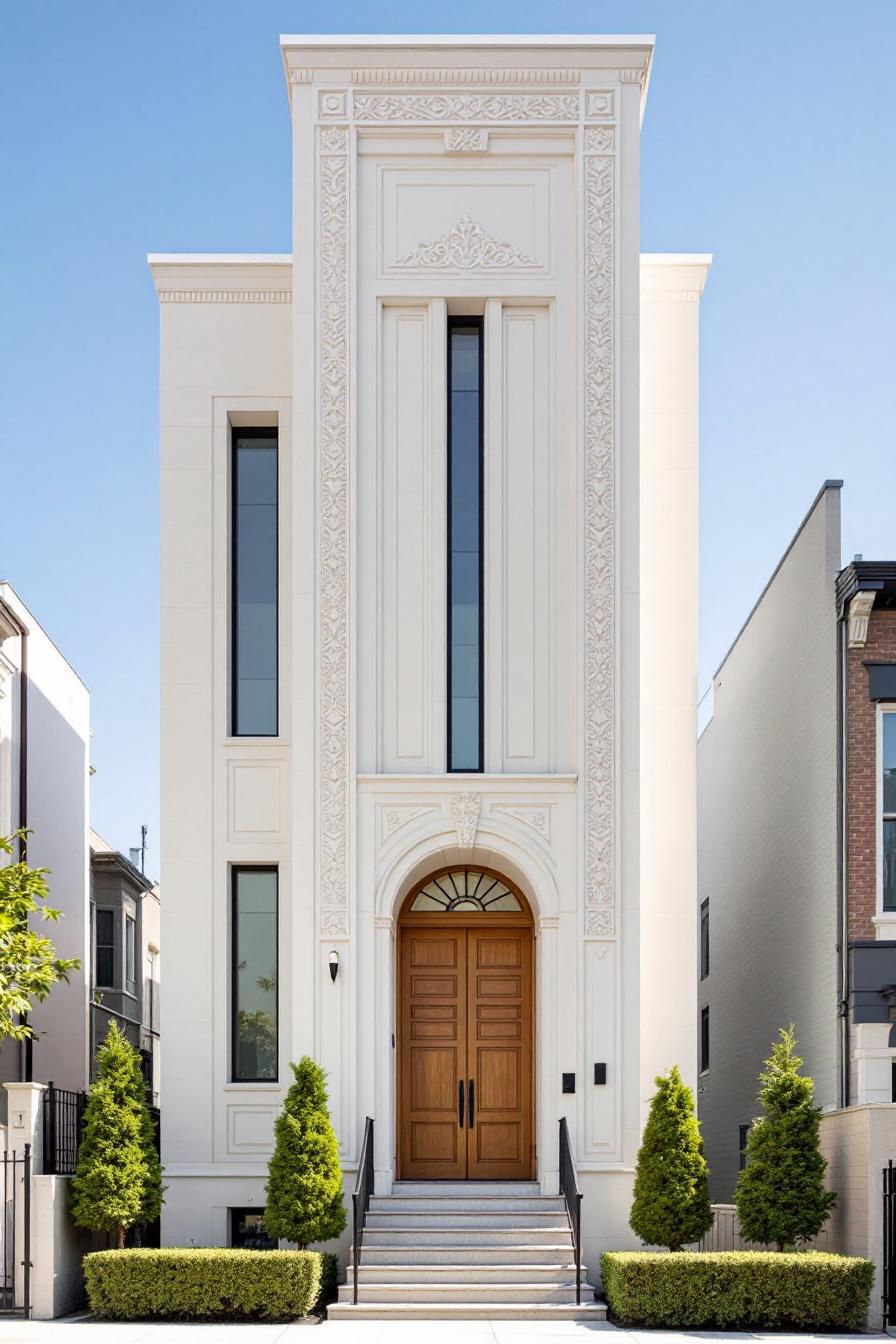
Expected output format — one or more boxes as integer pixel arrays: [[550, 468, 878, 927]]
[[698, 485, 841, 1199]]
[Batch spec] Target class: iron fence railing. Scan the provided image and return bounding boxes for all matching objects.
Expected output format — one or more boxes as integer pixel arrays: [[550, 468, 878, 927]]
[[42, 1083, 86, 1176], [352, 1118, 374, 1306], [884, 1161, 895, 1326], [559, 1117, 582, 1305], [1, 1144, 31, 1317]]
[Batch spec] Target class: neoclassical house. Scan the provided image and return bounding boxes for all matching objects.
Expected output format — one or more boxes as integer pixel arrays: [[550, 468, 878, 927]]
[[153, 34, 709, 1315]]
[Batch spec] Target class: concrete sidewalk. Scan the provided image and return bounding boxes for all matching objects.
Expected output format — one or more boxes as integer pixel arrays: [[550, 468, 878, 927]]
[[0, 1319, 883, 1343]]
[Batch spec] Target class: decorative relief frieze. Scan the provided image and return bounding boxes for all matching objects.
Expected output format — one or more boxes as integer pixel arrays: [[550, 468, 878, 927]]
[[156, 290, 291, 303], [452, 793, 481, 849], [352, 67, 581, 86], [381, 805, 441, 841], [318, 126, 350, 938], [393, 215, 539, 271], [490, 804, 552, 842], [353, 91, 579, 123], [582, 127, 617, 935], [584, 91, 615, 120], [586, 908, 615, 938], [318, 89, 348, 120], [444, 127, 488, 153]]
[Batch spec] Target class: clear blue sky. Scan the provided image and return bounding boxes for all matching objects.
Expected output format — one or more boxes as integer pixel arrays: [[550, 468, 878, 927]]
[[2, 2, 894, 876]]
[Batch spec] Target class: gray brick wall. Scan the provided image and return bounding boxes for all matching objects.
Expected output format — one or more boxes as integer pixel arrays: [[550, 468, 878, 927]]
[[697, 484, 841, 1200]]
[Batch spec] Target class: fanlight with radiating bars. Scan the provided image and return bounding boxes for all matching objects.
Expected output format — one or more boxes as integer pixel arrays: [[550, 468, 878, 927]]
[[409, 869, 522, 913]]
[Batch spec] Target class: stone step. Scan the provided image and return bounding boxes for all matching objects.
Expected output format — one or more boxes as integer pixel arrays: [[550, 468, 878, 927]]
[[328, 1301, 607, 1322], [365, 1212, 567, 1229], [336, 1281, 582, 1305], [369, 1196, 566, 1214], [391, 1181, 541, 1196], [361, 1226, 572, 1246], [347, 1263, 586, 1284], [352, 1244, 577, 1266]]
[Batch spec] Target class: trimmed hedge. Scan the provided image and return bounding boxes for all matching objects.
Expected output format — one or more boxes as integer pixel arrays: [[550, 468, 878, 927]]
[[83, 1248, 338, 1321], [601, 1251, 874, 1331]]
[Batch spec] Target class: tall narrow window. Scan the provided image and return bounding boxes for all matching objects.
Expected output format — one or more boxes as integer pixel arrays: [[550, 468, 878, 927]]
[[700, 1006, 710, 1072], [232, 867, 278, 1082], [700, 899, 709, 979], [125, 914, 136, 995], [883, 711, 896, 911], [95, 908, 115, 988], [447, 319, 483, 772], [232, 429, 278, 736]]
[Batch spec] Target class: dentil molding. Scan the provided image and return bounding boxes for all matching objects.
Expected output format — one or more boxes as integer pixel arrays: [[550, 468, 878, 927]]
[[351, 68, 581, 86], [156, 290, 291, 304]]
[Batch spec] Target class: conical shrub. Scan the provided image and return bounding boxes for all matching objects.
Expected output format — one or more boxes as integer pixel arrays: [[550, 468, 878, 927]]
[[265, 1057, 346, 1248], [630, 1064, 713, 1251]]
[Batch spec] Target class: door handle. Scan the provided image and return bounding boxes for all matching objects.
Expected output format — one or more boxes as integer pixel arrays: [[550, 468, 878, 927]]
[[458, 1079, 465, 1128], [468, 1078, 475, 1128]]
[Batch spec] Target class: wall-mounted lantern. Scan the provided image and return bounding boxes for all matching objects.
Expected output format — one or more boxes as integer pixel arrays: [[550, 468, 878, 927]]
[[328, 950, 340, 983]]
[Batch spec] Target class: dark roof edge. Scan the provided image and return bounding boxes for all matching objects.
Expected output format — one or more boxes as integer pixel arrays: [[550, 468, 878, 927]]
[[836, 560, 896, 615], [712, 479, 843, 680], [91, 845, 153, 892]]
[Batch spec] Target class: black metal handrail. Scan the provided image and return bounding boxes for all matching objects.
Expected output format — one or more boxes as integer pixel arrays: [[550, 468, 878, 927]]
[[559, 1117, 583, 1305], [352, 1117, 374, 1306]]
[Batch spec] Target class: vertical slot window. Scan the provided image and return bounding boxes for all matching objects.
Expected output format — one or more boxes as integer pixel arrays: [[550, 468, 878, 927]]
[[233, 429, 278, 736], [700, 899, 709, 979], [232, 867, 278, 1082], [447, 320, 483, 772], [883, 712, 896, 911], [125, 914, 136, 995], [700, 1005, 710, 1073]]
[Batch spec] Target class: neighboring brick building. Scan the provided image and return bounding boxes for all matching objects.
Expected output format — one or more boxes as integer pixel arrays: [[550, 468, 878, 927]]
[[699, 484, 896, 1198]]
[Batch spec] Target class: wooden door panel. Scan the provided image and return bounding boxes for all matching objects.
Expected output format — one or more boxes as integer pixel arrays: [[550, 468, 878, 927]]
[[467, 927, 533, 1179], [399, 928, 467, 1179]]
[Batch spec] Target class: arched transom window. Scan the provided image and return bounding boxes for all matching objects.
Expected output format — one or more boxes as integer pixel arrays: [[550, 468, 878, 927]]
[[409, 869, 522, 913]]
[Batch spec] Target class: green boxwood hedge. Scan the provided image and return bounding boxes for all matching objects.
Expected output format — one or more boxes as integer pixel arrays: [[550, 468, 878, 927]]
[[83, 1248, 338, 1321], [600, 1250, 874, 1331]]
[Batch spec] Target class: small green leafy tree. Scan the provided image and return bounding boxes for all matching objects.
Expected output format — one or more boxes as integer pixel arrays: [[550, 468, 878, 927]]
[[265, 1057, 346, 1248], [0, 831, 79, 1040], [630, 1064, 713, 1251], [71, 1021, 164, 1247], [736, 1026, 835, 1250]]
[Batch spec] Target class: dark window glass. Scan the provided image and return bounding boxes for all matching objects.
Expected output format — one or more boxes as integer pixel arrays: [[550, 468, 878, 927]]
[[95, 908, 115, 988], [885, 819, 896, 912], [738, 1122, 751, 1170], [232, 868, 278, 1081], [233, 431, 278, 736], [700, 1006, 710, 1072], [700, 900, 709, 980], [231, 1208, 275, 1250], [125, 915, 136, 995], [448, 321, 483, 772], [884, 714, 896, 812]]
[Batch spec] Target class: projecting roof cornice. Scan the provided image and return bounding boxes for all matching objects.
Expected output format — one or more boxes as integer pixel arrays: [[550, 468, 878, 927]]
[[279, 34, 655, 113]]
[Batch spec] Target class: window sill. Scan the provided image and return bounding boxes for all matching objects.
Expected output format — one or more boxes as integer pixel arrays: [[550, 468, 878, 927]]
[[223, 1082, 282, 1092], [873, 915, 896, 939]]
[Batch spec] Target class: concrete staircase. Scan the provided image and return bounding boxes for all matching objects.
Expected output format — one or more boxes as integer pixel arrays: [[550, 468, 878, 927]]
[[328, 1182, 606, 1321]]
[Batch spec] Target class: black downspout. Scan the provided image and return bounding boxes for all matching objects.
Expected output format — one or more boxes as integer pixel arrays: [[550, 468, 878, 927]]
[[837, 609, 850, 1110]]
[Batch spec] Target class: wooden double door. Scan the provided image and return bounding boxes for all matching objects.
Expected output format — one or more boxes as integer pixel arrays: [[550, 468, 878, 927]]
[[398, 921, 534, 1180]]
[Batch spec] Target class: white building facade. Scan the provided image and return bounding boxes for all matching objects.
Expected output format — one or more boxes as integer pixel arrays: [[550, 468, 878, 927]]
[[153, 35, 709, 1275]]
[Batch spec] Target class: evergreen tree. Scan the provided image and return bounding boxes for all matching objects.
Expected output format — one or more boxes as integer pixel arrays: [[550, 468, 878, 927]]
[[735, 1026, 835, 1250], [265, 1057, 346, 1248], [71, 1021, 163, 1247], [630, 1064, 713, 1251]]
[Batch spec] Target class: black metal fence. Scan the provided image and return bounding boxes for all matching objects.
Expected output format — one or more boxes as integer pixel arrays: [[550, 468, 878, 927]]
[[42, 1083, 87, 1176], [884, 1161, 896, 1326], [1, 1145, 31, 1318], [42, 1081, 160, 1177]]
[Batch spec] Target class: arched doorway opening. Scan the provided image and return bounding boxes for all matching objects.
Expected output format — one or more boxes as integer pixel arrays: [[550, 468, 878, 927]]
[[397, 866, 535, 1180]]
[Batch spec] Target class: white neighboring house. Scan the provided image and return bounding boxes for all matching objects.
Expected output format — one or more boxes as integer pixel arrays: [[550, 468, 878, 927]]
[[153, 34, 710, 1307], [0, 583, 91, 1106]]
